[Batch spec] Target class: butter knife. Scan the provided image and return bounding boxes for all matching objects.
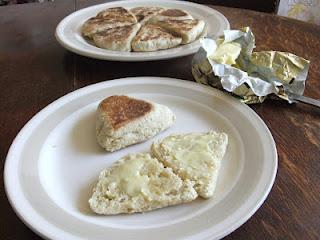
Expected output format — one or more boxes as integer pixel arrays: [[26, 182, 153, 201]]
[[287, 92, 320, 108]]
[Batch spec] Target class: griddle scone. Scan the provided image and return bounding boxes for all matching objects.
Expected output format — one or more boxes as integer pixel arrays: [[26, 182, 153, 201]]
[[130, 6, 164, 24], [132, 24, 182, 52], [155, 19, 205, 44], [89, 153, 197, 215], [81, 7, 137, 38], [93, 23, 141, 51], [96, 96, 175, 152], [151, 131, 228, 198], [96, 7, 136, 19], [149, 9, 193, 22]]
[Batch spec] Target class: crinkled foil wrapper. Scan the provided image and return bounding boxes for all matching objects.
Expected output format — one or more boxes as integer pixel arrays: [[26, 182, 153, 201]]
[[192, 27, 310, 104]]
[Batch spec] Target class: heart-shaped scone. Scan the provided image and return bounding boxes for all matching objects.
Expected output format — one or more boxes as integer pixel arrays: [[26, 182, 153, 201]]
[[96, 95, 175, 152], [89, 153, 197, 215], [151, 131, 228, 198], [155, 19, 205, 44], [132, 24, 182, 52], [93, 23, 141, 52], [81, 7, 138, 38]]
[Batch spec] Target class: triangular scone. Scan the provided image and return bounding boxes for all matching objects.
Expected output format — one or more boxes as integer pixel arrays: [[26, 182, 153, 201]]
[[155, 19, 205, 44], [149, 9, 193, 22], [81, 7, 137, 38], [132, 24, 182, 52], [82, 17, 137, 38], [151, 131, 228, 198], [96, 7, 137, 20], [92, 24, 141, 51], [130, 7, 164, 24], [89, 153, 197, 215], [96, 96, 175, 152]]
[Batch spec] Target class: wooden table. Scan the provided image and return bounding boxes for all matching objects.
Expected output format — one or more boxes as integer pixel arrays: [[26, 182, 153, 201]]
[[1, 1, 319, 239]]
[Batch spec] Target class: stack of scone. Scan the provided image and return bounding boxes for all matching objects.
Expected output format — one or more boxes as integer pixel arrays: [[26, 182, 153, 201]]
[[89, 95, 228, 215], [81, 7, 206, 52]]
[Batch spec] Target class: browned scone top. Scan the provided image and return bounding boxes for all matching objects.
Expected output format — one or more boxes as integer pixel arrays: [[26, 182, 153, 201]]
[[93, 24, 138, 41], [96, 7, 137, 23], [135, 24, 177, 41], [96, 7, 129, 17], [130, 6, 164, 22], [83, 17, 123, 28], [81, 7, 137, 37], [157, 19, 201, 32], [164, 19, 200, 31], [99, 95, 153, 129], [159, 9, 190, 17]]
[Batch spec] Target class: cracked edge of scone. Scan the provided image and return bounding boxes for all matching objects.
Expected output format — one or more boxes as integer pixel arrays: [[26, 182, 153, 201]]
[[151, 131, 228, 198]]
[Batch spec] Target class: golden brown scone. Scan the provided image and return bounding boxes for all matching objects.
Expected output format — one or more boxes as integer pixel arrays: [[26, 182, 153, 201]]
[[92, 23, 141, 51], [96, 95, 176, 152], [149, 8, 193, 23], [130, 6, 164, 24], [155, 19, 205, 44], [132, 24, 182, 52], [81, 7, 137, 38], [96, 7, 136, 20]]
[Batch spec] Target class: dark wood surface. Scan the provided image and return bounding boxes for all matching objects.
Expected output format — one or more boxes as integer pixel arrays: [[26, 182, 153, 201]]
[[1, 1, 319, 239]]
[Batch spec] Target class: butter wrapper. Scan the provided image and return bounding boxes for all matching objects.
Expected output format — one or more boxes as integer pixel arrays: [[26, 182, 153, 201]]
[[192, 27, 310, 104]]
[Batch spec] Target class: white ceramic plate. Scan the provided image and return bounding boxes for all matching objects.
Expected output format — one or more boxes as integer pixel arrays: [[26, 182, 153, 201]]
[[55, 0, 230, 61], [4, 77, 277, 240]]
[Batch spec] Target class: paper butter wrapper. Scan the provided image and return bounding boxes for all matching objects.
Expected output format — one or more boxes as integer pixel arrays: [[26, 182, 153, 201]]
[[192, 27, 310, 104]]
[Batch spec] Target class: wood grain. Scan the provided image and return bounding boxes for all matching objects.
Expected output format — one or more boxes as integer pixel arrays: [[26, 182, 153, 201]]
[[0, 1, 319, 239], [215, 6, 320, 239], [0, 1, 74, 240]]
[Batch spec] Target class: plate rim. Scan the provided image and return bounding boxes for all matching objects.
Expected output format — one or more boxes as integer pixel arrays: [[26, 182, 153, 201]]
[[4, 77, 278, 240], [55, 0, 230, 61]]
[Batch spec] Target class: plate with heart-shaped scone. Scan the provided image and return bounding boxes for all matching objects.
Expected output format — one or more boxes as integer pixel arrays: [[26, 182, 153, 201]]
[[5, 77, 277, 240]]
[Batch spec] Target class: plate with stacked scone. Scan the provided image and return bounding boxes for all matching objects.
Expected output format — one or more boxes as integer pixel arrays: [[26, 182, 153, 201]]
[[5, 77, 277, 240], [55, 0, 230, 61]]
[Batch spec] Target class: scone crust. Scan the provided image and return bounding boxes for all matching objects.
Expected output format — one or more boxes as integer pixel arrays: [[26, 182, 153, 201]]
[[99, 95, 153, 129], [155, 19, 205, 44], [132, 24, 182, 52], [149, 8, 194, 22], [81, 7, 137, 38], [130, 6, 164, 23]]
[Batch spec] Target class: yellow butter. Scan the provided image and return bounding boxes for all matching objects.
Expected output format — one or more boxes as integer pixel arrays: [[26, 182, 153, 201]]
[[210, 42, 241, 65], [250, 51, 310, 83]]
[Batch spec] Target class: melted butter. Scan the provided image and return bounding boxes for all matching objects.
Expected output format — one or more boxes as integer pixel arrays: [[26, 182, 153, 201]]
[[162, 134, 217, 174], [175, 150, 212, 171], [104, 154, 150, 197]]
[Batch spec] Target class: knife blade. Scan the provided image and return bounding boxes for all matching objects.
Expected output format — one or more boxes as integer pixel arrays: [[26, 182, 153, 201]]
[[287, 92, 320, 108]]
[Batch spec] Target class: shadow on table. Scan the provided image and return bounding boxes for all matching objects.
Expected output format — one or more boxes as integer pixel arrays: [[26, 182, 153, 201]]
[[71, 53, 195, 89]]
